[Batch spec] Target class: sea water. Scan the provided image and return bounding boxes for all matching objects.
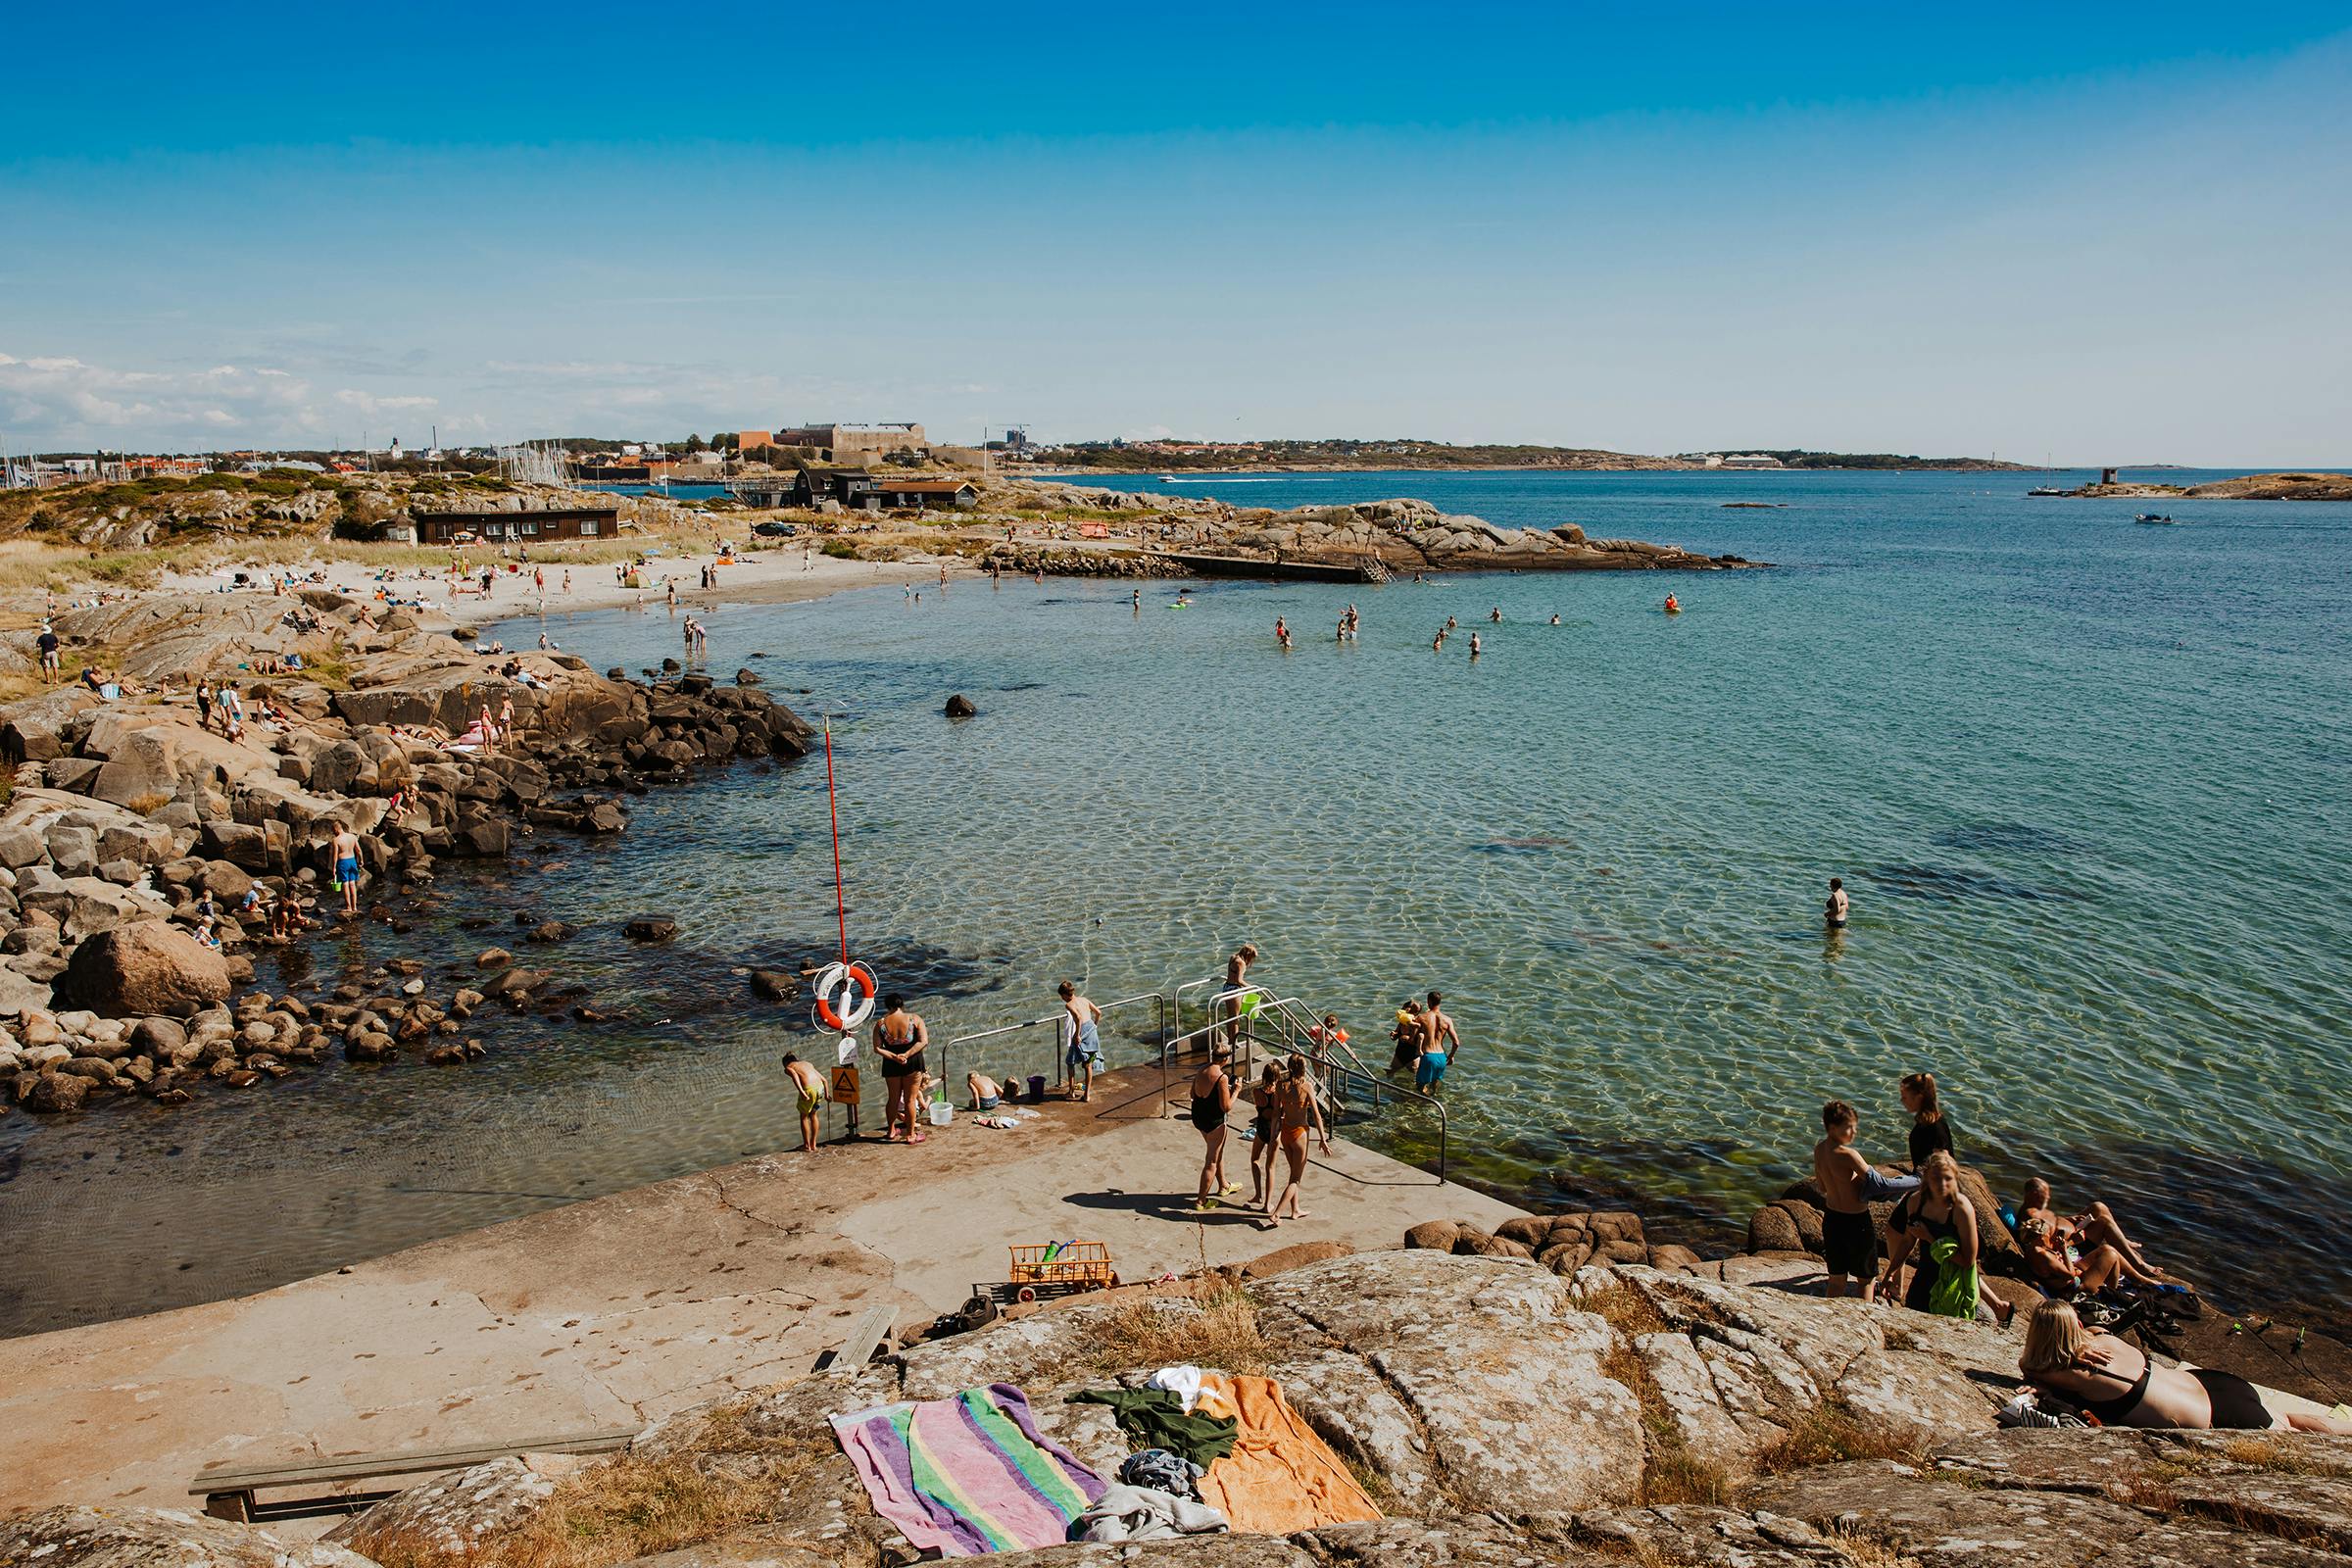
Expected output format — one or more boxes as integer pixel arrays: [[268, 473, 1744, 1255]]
[[3, 468, 2347, 1336]]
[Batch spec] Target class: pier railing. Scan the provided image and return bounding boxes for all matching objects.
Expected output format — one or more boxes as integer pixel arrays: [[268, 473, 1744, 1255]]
[[920, 966, 1449, 1181]]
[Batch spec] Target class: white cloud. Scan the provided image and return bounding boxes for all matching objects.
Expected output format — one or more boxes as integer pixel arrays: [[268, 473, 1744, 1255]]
[[0, 350, 335, 449]]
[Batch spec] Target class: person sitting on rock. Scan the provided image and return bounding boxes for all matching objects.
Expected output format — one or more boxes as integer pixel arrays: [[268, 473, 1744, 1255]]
[[2017, 1177, 2180, 1295], [2022, 1299, 2349, 1432]]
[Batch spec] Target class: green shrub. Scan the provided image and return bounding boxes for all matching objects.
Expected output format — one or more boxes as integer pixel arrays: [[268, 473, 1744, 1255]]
[[820, 540, 859, 560]]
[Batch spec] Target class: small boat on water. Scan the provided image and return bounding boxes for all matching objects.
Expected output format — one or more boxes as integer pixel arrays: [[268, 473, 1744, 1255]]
[[1160, 473, 1178, 482], [2134, 514, 2177, 524], [2027, 486, 2069, 497]]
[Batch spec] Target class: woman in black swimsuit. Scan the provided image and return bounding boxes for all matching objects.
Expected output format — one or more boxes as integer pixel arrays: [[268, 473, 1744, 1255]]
[[2021, 1300, 2348, 1431], [1900, 1071, 1954, 1167], [874, 995, 929, 1145], [1881, 1151, 2012, 1323], [1191, 1046, 1235, 1211]]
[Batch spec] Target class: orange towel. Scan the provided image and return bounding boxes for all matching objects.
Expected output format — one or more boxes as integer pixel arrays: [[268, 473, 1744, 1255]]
[[1195, 1373, 1382, 1533]]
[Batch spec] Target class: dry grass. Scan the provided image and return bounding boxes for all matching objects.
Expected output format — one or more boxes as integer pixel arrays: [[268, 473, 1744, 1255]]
[[1753, 1404, 1928, 1476], [1585, 1284, 1731, 1506], [358, 1405, 843, 1568], [1825, 1527, 1925, 1568], [1087, 1285, 1268, 1376], [2215, 1437, 2347, 1478]]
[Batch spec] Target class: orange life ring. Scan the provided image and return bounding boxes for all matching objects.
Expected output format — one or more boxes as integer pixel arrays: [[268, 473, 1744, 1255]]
[[812, 960, 877, 1032]]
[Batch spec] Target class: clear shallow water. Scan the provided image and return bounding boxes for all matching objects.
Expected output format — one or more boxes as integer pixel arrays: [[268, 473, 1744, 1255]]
[[5, 468, 2350, 1337]]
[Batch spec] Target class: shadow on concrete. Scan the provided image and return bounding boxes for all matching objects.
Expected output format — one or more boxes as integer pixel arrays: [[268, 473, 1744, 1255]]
[[1059, 1189, 1265, 1226]]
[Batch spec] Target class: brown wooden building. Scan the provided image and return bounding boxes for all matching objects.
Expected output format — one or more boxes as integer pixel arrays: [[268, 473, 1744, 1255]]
[[416, 507, 621, 546]]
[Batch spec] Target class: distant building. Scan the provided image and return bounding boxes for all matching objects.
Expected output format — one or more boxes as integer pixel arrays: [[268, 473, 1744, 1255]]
[[413, 507, 619, 546], [770, 422, 927, 461], [1716, 454, 1785, 469]]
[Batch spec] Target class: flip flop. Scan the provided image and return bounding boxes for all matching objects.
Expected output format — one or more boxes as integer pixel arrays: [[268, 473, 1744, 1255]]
[[908, 1132, 927, 1145]]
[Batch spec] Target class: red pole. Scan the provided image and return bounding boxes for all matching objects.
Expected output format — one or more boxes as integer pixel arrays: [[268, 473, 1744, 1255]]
[[823, 717, 849, 966]]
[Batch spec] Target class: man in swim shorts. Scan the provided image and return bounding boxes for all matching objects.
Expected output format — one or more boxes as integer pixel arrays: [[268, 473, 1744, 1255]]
[[782, 1052, 826, 1152], [1825, 877, 1849, 928], [1813, 1100, 1882, 1299], [1416, 991, 1459, 1092], [330, 824, 364, 916], [1059, 979, 1104, 1102], [966, 1072, 1002, 1113]]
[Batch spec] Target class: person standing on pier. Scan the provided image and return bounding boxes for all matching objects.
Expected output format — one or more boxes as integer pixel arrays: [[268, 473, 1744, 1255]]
[[782, 1053, 826, 1153], [874, 995, 930, 1143], [1260, 1055, 1330, 1229], [1191, 1044, 1236, 1211], [1059, 980, 1105, 1102]]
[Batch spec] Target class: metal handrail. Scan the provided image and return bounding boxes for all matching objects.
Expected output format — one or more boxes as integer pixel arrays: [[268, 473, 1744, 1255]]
[[938, 990, 1163, 1098], [1224, 1021, 1450, 1183]]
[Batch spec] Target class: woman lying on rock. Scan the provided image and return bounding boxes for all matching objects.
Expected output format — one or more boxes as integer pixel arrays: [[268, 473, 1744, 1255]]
[[2021, 1299, 2352, 1432]]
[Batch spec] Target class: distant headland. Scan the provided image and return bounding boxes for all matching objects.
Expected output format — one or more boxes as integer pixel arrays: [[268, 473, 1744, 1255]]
[[1043, 439, 2038, 473]]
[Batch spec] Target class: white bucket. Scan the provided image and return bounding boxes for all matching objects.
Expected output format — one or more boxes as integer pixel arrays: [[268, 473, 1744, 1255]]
[[928, 1102, 955, 1127]]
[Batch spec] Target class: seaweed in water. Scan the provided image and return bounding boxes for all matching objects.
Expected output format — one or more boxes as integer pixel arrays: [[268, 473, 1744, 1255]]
[[1930, 821, 2088, 856], [1865, 863, 2092, 904]]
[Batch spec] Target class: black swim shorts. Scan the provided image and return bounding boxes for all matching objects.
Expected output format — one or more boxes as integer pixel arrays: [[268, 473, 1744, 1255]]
[[1822, 1206, 1879, 1279]]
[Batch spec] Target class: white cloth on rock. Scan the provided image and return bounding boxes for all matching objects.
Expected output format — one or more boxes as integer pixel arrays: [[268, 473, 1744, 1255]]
[[1074, 1483, 1229, 1544]]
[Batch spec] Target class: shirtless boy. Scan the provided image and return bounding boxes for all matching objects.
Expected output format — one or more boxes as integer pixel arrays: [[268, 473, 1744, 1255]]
[[1059, 980, 1104, 1102], [1814, 1101, 1881, 1299], [781, 1052, 826, 1152]]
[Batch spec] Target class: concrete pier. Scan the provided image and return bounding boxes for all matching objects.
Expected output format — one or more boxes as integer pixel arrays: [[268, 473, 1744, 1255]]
[[0, 1063, 1518, 1520]]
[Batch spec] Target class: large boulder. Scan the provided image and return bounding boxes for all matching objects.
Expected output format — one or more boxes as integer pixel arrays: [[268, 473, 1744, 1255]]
[[53, 921, 232, 1018], [0, 1506, 376, 1568], [88, 729, 183, 809]]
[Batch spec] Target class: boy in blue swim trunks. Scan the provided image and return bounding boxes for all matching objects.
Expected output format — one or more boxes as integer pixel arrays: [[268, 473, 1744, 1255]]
[[1058, 979, 1104, 1102], [330, 825, 364, 917], [1415, 990, 1458, 1091]]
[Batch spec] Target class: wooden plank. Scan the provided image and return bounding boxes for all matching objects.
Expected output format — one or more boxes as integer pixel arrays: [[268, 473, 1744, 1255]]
[[821, 1304, 896, 1372], [190, 1426, 639, 1495]]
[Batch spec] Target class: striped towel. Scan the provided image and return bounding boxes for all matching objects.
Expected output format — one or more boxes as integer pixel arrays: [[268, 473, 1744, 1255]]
[[831, 1383, 1105, 1556]]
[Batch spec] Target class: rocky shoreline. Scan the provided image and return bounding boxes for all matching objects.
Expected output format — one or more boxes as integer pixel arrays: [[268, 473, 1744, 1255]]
[[11, 1242, 2349, 1568], [982, 494, 1756, 578], [0, 590, 813, 1120]]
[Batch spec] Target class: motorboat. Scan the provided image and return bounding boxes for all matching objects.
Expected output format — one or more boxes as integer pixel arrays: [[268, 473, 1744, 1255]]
[[2133, 514, 2177, 524]]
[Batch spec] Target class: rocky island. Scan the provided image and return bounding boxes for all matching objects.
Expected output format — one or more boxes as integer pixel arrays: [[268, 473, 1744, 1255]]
[[2039, 470, 2352, 501]]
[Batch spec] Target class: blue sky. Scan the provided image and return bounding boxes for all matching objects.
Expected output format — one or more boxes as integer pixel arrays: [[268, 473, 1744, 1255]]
[[3, 4, 2347, 462]]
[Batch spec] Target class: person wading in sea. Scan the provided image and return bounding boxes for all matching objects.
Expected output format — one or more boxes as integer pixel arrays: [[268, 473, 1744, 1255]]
[[1221, 944, 1258, 1053], [330, 823, 364, 917], [1416, 991, 1460, 1093]]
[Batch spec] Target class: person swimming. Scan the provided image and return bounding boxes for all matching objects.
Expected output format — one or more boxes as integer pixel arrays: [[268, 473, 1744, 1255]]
[[1664, 594, 1681, 613], [1548, 613, 1561, 624]]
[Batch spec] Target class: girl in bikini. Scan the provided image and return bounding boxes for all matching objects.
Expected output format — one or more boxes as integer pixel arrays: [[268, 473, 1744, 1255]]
[[1260, 1055, 1330, 1230]]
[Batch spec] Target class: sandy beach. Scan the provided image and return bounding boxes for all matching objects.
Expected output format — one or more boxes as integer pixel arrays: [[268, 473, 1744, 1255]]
[[151, 542, 976, 624]]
